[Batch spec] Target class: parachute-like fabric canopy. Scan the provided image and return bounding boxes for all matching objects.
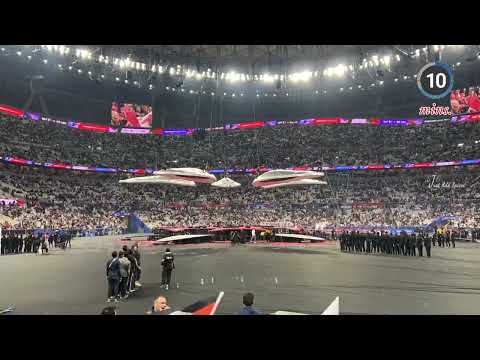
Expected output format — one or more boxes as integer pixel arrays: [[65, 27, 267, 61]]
[[119, 168, 216, 187], [252, 169, 326, 189], [211, 177, 241, 188]]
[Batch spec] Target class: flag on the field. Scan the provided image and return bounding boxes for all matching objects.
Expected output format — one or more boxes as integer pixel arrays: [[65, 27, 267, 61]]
[[180, 292, 224, 315]]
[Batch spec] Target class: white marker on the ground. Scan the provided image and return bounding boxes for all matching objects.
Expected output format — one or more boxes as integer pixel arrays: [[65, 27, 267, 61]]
[[200, 278, 205, 285], [240, 275, 244, 283], [211, 276, 215, 284], [274, 277, 278, 285]]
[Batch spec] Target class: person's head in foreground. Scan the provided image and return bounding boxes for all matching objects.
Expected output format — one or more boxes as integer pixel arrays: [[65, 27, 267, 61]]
[[101, 306, 117, 315], [111, 251, 117, 259], [238, 292, 262, 315], [147, 296, 171, 314]]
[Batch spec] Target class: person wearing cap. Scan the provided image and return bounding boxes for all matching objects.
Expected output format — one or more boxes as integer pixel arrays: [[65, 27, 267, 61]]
[[161, 248, 175, 290]]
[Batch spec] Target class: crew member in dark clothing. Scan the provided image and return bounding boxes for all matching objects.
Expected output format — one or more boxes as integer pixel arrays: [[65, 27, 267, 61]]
[[416, 234, 423, 257], [409, 234, 416, 256], [424, 234, 432, 257], [445, 232, 451, 248], [122, 246, 138, 293], [132, 244, 142, 286], [161, 248, 175, 289], [106, 251, 121, 302], [450, 232, 456, 248]]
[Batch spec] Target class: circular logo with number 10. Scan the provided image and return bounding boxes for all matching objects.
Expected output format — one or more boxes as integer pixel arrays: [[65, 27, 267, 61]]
[[417, 62, 454, 99]]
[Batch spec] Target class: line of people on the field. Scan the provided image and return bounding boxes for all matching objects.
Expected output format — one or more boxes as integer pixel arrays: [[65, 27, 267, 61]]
[[0, 230, 72, 255], [340, 231, 442, 258], [105, 244, 142, 303]]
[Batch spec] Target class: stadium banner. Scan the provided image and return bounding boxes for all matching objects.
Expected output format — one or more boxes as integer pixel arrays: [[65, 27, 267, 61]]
[[111, 102, 152, 128], [68, 121, 117, 133], [0, 104, 24, 117]]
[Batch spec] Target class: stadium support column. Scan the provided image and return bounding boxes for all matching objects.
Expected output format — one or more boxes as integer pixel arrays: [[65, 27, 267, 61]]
[[23, 76, 50, 117]]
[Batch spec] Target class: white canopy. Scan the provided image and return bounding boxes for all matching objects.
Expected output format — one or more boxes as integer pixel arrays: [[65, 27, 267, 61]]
[[119, 176, 196, 187], [252, 169, 326, 189], [120, 167, 217, 186], [211, 177, 241, 188]]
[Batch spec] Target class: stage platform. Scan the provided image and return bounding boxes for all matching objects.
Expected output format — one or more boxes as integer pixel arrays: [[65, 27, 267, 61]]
[[1, 234, 480, 315]]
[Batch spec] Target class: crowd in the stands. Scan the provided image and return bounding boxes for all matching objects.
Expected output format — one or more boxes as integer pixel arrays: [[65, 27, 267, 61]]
[[1, 113, 480, 171], [0, 164, 479, 235], [0, 112, 479, 234]]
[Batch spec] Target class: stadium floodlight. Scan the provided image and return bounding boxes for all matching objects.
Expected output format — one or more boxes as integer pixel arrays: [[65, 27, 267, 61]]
[[315, 90, 319, 94], [16, 51, 21, 56], [101, 74, 104, 78], [88, 71, 92, 75], [78, 69, 82, 74], [394, 78, 399, 82], [27, 55, 31, 60], [169, 67, 175, 75], [383, 55, 391, 65], [456, 62, 461, 66], [223, 92, 227, 96], [240, 93, 244, 96], [433, 45, 439, 51], [68, 66, 72, 70], [43, 59, 48, 64], [286, 93, 289, 96], [379, 80, 384, 85], [232, 93, 236, 97], [333, 65, 346, 77], [340, 87, 344, 91], [458, 143, 464, 147], [124, 80, 128, 84], [149, 84, 153, 90], [115, 77, 120, 81], [47, 45, 52, 51], [59, 45, 65, 54], [158, 66, 163, 73], [415, 49, 420, 57], [395, 54, 401, 61], [256, 94, 260, 97], [349, 86, 353, 90], [1, 48, 5, 51], [211, 92, 215, 96]]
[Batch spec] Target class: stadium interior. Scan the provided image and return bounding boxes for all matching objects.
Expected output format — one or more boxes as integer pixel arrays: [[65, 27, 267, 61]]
[[0, 45, 480, 315]]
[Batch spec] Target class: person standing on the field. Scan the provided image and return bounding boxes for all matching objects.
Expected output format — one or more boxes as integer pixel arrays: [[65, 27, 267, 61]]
[[106, 251, 121, 302], [161, 248, 175, 290], [416, 233, 424, 257], [424, 234, 432, 258]]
